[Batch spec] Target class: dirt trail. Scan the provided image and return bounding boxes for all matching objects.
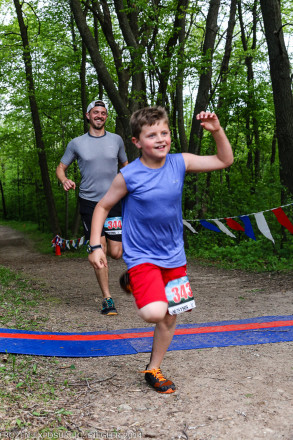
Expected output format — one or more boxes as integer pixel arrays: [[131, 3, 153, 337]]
[[0, 225, 293, 439]]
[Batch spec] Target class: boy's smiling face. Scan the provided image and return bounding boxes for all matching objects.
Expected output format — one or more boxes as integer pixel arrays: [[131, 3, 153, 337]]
[[132, 119, 171, 168]]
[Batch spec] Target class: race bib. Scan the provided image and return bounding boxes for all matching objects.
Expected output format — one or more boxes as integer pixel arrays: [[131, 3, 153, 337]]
[[165, 276, 196, 315], [104, 217, 122, 236]]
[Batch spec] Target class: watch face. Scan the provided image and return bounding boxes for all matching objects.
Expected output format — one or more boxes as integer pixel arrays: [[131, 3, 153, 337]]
[[87, 244, 101, 253]]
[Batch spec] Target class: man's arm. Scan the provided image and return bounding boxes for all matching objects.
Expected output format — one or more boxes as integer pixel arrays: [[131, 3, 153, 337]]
[[56, 162, 76, 191], [88, 173, 128, 270], [183, 111, 234, 173]]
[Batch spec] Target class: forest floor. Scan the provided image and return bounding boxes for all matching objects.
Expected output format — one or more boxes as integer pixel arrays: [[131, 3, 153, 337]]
[[0, 225, 293, 439]]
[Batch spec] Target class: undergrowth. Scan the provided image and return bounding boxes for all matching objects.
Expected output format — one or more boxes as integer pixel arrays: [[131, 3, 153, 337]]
[[186, 229, 293, 272]]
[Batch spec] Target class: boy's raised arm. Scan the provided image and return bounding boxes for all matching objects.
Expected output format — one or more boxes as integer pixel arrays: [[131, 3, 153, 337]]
[[183, 111, 234, 173]]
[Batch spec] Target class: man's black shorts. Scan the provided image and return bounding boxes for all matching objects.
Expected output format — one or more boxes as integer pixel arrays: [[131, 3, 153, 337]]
[[79, 197, 122, 242]]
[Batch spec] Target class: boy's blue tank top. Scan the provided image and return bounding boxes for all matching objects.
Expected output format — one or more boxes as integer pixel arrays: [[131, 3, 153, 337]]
[[120, 154, 186, 270]]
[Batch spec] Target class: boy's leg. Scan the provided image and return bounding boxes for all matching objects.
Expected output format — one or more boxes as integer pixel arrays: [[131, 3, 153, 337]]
[[128, 264, 178, 393], [141, 312, 177, 394], [148, 313, 177, 369]]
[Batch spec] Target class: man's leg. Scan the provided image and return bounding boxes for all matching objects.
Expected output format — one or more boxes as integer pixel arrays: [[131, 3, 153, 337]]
[[93, 237, 110, 298], [93, 237, 118, 315], [79, 197, 118, 315], [106, 238, 123, 260]]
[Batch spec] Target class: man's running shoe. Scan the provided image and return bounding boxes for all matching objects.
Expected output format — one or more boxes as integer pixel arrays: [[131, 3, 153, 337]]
[[101, 297, 118, 315], [141, 366, 176, 394], [119, 271, 132, 294]]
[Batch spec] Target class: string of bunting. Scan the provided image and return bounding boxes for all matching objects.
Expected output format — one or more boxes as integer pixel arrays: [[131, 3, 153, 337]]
[[52, 203, 293, 250], [184, 203, 293, 243], [51, 235, 88, 251]]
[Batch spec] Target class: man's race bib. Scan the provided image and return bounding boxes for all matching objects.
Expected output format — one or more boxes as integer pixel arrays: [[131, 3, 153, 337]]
[[165, 276, 196, 315], [104, 217, 122, 236]]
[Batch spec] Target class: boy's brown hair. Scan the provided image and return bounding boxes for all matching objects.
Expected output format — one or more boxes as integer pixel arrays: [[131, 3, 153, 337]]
[[130, 106, 169, 139]]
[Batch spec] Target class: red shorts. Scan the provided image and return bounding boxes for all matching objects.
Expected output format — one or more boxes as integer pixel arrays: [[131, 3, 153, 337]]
[[128, 263, 187, 309]]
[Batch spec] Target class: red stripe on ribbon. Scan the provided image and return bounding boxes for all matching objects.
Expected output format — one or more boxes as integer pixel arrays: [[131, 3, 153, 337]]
[[0, 320, 292, 341]]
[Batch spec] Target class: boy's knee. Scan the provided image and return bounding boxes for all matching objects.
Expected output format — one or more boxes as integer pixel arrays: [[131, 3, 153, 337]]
[[138, 301, 168, 323]]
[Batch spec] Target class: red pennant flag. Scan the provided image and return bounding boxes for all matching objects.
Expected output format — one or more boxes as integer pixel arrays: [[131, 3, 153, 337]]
[[225, 218, 245, 231], [271, 207, 293, 234], [51, 235, 58, 244]]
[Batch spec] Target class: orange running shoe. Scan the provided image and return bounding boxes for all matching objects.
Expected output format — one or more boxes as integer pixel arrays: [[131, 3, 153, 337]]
[[141, 366, 176, 394]]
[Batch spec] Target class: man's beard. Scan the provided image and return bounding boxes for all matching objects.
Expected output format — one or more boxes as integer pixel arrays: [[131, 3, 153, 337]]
[[92, 119, 105, 129]]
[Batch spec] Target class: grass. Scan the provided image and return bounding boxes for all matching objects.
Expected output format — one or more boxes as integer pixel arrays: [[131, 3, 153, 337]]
[[0, 352, 89, 433], [0, 265, 47, 330], [0, 219, 88, 258], [0, 264, 91, 434]]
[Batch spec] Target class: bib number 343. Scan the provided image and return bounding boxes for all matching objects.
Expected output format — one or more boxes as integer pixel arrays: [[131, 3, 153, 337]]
[[165, 276, 196, 315]]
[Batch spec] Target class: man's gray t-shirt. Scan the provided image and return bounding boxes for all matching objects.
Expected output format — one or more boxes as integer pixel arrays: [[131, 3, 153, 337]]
[[61, 131, 127, 202]]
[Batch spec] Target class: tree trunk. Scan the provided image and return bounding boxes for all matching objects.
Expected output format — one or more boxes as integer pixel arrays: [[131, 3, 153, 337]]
[[13, 0, 61, 235], [188, 0, 220, 155], [259, 0, 293, 196], [238, 0, 260, 192], [155, 0, 189, 107], [0, 179, 7, 219], [217, 0, 237, 116], [175, 0, 189, 153], [185, 0, 220, 213], [69, 0, 138, 161]]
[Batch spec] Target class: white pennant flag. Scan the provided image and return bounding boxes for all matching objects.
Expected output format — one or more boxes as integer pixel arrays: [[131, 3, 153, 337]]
[[79, 236, 85, 246], [212, 219, 236, 238], [183, 220, 198, 234], [254, 212, 275, 243]]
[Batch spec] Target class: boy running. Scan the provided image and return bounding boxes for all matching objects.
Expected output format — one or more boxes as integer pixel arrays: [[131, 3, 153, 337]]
[[88, 107, 233, 394]]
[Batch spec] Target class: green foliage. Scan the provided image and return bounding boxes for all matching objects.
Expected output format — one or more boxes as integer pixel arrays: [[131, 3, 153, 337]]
[[186, 225, 293, 273], [0, 0, 293, 270]]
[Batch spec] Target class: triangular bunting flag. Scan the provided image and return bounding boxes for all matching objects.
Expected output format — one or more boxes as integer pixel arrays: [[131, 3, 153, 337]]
[[239, 215, 256, 240], [225, 218, 245, 231], [79, 236, 85, 246], [213, 220, 236, 238], [200, 220, 221, 233], [183, 220, 198, 234], [254, 212, 275, 243], [271, 207, 293, 234]]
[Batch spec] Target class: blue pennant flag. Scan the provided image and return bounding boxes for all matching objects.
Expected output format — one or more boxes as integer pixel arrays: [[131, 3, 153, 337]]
[[200, 220, 221, 233], [239, 215, 256, 240]]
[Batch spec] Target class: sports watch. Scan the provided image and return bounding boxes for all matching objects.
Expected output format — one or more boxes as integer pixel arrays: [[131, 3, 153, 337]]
[[87, 244, 102, 254]]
